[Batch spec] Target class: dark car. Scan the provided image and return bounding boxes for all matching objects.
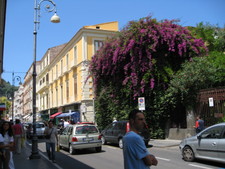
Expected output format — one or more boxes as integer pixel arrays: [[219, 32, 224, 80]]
[[101, 121, 150, 148]]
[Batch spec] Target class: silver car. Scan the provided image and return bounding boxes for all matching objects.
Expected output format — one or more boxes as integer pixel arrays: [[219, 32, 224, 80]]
[[28, 122, 46, 138], [179, 122, 225, 164], [58, 124, 102, 154]]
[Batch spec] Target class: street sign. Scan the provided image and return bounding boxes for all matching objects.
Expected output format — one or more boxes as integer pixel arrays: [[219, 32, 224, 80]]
[[209, 97, 214, 107], [138, 97, 145, 111]]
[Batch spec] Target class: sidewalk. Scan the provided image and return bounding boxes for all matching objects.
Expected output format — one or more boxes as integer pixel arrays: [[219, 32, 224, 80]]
[[149, 139, 181, 148], [13, 143, 60, 169]]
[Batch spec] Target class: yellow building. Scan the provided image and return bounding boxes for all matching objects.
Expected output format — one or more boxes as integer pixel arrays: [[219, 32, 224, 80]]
[[36, 21, 119, 123]]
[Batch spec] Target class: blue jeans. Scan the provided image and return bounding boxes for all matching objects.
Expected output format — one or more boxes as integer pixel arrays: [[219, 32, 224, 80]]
[[46, 142, 55, 161]]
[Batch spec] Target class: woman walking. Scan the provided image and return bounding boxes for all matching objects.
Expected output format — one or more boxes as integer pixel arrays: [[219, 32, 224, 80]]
[[44, 120, 58, 163], [0, 121, 14, 169]]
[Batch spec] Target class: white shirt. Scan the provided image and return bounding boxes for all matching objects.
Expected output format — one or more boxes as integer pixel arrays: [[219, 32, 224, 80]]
[[64, 121, 69, 128], [0, 132, 14, 148]]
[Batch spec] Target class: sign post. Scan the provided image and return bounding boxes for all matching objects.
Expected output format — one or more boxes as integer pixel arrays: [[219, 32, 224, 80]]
[[138, 97, 145, 111]]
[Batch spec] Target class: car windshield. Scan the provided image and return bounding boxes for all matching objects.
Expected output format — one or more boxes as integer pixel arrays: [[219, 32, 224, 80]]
[[75, 126, 98, 134]]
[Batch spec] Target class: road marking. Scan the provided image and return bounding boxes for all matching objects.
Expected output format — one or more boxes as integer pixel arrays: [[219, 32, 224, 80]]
[[39, 151, 64, 169], [104, 145, 119, 150], [156, 157, 170, 161], [189, 164, 213, 169]]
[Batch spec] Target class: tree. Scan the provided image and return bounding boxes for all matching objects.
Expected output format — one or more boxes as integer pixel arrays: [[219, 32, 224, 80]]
[[89, 16, 207, 138], [165, 23, 225, 126], [166, 52, 225, 109], [188, 22, 225, 52]]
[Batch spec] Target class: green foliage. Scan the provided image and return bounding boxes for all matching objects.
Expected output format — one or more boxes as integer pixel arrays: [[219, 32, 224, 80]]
[[0, 96, 12, 113], [188, 22, 225, 52], [0, 79, 13, 98], [166, 51, 225, 109]]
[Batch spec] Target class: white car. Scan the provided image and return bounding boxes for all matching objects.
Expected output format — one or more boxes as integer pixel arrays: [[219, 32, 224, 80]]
[[58, 124, 102, 154], [179, 122, 225, 164]]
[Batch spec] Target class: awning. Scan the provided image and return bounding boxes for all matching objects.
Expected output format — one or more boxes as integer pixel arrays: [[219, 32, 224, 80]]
[[50, 112, 62, 119], [56, 112, 77, 118], [23, 114, 30, 119]]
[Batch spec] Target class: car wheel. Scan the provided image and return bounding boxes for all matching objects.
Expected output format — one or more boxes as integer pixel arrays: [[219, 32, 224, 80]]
[[182, 146, 195, 162], [101, 136, 107, 145], [118, 138, 123, 149], [69, 144, 75, 155], [95, 146, 102, 152]]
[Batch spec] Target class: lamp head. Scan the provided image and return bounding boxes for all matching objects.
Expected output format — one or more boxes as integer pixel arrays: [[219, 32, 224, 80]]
[[51, 13, 60, 23]]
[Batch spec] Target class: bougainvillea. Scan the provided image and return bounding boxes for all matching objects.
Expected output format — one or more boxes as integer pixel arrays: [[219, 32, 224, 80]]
[[89, 16, 207, 99], [89, 16, 208, 138]]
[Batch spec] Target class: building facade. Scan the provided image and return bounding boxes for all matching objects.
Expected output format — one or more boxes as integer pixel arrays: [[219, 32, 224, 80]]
[[22, 61, 41, 122], [36, 21, 119, 123], [13, 85, 24, 120]]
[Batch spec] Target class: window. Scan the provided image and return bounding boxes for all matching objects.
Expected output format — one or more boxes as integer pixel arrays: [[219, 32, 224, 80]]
[[74, 46, 77, 65], [51, 70, 53, 81], [61, 84, 63, 105], [94, 40, 104, 54], [201, 126, 224, 139], [76, 126, 98, 134], [56, 64, 58, 78], [66, 80, 69, 102], [46, 73, 49, 82], [47, 55, 49, 65], [66, 54, 69, 68], [56, 87, 58, 106], [51, 90, 53, 107], [74, 74, 77, 100], [61, 59, 63, 74]]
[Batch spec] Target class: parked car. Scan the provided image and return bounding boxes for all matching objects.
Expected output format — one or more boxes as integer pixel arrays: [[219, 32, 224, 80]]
[[101, 121, 150, 149], [179, 122, 225, 164], [58, 124, 102, 154], [26, 122, 46, 139]]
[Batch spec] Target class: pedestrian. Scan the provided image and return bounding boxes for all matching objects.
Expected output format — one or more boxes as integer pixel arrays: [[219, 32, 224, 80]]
[[0, 121, 14, 169], [63, 120, 69, 128], [123, 110, 158, 169], [44, 120, 58, 163], [194, 115, 205, 134], [12, 119, 24, 154]]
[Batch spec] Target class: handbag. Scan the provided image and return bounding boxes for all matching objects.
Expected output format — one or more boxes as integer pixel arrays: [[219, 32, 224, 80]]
[[56, 145, 60, 152], [45, 128, 53, 139]]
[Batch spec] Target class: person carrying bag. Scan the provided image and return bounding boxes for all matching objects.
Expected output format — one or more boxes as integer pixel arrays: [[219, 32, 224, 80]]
[[44, 120, 58, 163]]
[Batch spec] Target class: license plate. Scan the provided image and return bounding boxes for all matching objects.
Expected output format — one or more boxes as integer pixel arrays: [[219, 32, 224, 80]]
[[83, 137, 94, 142]]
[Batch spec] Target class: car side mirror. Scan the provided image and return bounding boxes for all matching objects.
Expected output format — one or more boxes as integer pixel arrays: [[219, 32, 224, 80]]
[[197, 135, 202, 140]]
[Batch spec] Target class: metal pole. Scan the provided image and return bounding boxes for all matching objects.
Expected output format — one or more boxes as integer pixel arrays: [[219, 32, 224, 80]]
[[29, 0, 59, 159], [30, 0, 40, 159], [12, 72, 14, 123]]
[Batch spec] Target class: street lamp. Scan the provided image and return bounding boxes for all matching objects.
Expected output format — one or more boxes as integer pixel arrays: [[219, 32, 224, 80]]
[[11, 72, 22, 123], [29, 0, 60, 160]]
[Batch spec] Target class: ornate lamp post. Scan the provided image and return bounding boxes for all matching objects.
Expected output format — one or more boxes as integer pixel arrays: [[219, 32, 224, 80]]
[[29, 0, 60, 160], [11, 72, 22, 123]]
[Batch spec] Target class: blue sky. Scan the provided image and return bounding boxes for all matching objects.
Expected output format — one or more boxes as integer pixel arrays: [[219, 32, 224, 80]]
[[3, 0, 225, 84]]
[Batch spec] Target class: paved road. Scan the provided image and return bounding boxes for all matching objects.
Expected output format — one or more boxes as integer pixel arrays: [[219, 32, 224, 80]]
[[33, 140, 224, 169]]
